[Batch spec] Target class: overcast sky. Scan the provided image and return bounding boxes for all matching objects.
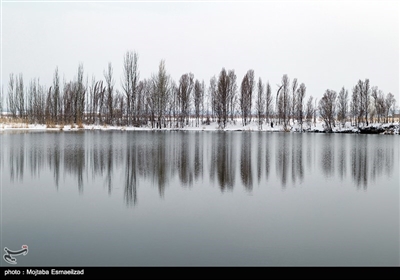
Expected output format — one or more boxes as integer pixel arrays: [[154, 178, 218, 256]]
[[1, 0, 399, 102]]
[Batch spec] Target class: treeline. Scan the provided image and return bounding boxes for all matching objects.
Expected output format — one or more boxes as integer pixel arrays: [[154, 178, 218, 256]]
[[1, 51, 397, 130]]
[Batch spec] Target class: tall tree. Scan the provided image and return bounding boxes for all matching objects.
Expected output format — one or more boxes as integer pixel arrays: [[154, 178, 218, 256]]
[[291, 78, 298, 124], [350, 85, 360, 126], [319, 89, 337, 131], [276, 74, 290, 130], [305, 95, 314, 128], [122, 51, 139, 126], [296, 83, 306, 130], [363, 79, 370, 125], [227, 70, 237, 121], [152, 60, 170, 129], [16, 74, 25, 119], [75, 64, 86, 125], [194, 79, 204, 127], [385, 92, 395, 123], [240, 69, 255, 126], [265, 81, 273, 126], [8, 74, 17, 118], [0, 85, 3, 116], [216, 68, 230, 128], [371, 86, 379, 123], [178, 73, 194, 127], [356, 80, 364, 126], [255, 77, 265, 129], [104, 62, 115, 125], [209, 76, 217, 123], [337, 86, 348, 127], [52, 67, 61, 124]]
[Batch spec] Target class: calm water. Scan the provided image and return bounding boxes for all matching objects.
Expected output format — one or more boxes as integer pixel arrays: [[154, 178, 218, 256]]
[[1, 131, 399, 266]]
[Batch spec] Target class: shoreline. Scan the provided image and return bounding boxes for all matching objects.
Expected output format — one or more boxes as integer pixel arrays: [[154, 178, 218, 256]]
[[1, 121, 399, 135]]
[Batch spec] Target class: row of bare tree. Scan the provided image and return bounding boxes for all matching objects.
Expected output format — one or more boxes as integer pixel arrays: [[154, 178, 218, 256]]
[[319, 79, 397, 131], [1, 51, 397, 130]]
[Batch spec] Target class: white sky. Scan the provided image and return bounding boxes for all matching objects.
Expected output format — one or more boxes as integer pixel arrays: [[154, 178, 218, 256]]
[[1, 0, 399, 101]]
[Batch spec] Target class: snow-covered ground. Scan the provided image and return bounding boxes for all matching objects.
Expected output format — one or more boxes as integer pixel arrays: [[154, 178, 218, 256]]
[[0, 119, 399, 134]]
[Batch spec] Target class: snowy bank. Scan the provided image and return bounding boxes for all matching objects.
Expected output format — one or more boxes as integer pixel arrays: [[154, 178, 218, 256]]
[[0, 120, 399, 134]]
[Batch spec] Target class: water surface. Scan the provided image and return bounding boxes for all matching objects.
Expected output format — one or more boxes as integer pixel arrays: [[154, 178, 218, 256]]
[[1, 131, 399, 266]]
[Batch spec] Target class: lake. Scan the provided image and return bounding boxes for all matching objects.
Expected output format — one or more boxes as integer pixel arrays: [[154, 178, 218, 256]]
[[1, 130, 399, 266]]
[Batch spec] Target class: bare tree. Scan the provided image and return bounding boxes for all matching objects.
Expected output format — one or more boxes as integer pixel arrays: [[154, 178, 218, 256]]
[[314, 98, 317, 126], [391, 99, 397, 123], [37, 81, 46, 124], [0, 85, 3, 116], [194, 79, 204, 127], [16, 74, 25, 119], [240, 69, 255, 126], [385, 92, 395, 123], [354, 80, 365, 126], [227, 70, 237, 121], [337, 86, 348, 127], [92, 80, 105, 125], [276, 74, 290, 130], [51, 67, 61, 124], [136, 80, 148, 126], [75, 64, 86, 125], [45, 85, 53, 125], [319, 89, 337, 131], [27, 80, 34, 122], [371, 86, 379, 123], [255, 77, 265, 129], [152, 60, 170, 129], [296, 83, 306, 130], [265, 81, 273, 126], [178, 73, 194, 127], [8, 74, 17, 118], [28, 78, 45, 124], [305, 95, 314, 128], [376, 90, 386, 123], [363, 79, 370, 125], [104, 62, 114, 125], [122, 51, 139, 126], [209, 76, 217, 123], [291, 78, 298, 124], [350, 85, 360, 127], [140, 79, 154, 127], [216, 68, 230, 128]]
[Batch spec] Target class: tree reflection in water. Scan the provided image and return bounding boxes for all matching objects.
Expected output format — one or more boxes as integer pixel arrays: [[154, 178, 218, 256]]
[[2, 131, 397, 206]]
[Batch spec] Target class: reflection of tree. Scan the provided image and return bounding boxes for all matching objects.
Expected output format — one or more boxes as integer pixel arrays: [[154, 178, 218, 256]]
[[306, 135, 313, 169], [219, 133, 235, 191], [47, 134, 61, 188], [210, 132, 235, 191], [321, 135, 334, 177], [276, 134, 288, 187], [240, 132, 252, 191], [64, 134, 85, 193], [371, 145, 386, 182], [338, 135, 347, 180], [105, 133, 113, 194], [351, 136, 368, 189], [194, 132, 203, 181], [6, 131, 399, 205], [291, 135, 296, 184], [295, 134, 304, 183], [9, 135, 25, 182], [265, 134, 271, 180], [124, 142, 137, 207], [177, 132, 193, 187], [384, 141, 394, 178], [29, 133, 45, 179], [257, 133, 263, 183], [153, 133, 168, 197]]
